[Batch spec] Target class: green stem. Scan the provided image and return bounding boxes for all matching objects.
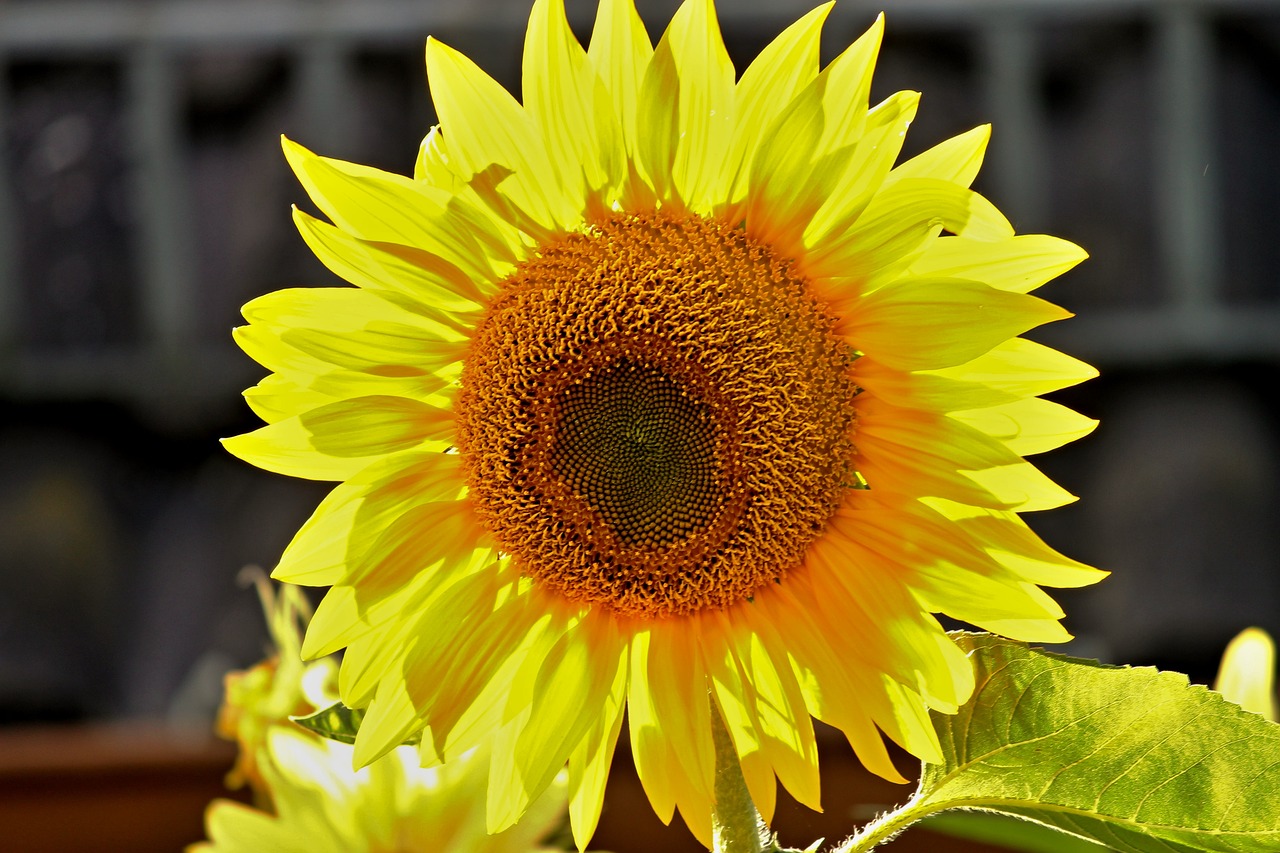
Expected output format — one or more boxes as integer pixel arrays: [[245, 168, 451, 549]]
[[832, 793, 932, 853], [710, 702, 766, 853]]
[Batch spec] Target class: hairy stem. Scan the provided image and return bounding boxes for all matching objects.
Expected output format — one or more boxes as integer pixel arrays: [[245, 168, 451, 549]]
[[833, 792, 932, 853], [711, 702, 766, 853]]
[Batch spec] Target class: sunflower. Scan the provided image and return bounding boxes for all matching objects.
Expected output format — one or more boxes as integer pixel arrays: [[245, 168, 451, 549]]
[[224, 0, 1105, 846], [216, 574, 336, 794], [192, 729, 571, 853]]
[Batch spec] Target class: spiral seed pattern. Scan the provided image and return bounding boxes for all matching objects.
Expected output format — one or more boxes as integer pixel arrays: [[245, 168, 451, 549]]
[[456, 210, 859, 617]]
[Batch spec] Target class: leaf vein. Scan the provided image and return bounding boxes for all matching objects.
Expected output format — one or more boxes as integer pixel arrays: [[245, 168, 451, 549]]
[[1130, 730, 1255, 822], [1218, 753, 1280, 831], [1090, 696, 1203, 812]]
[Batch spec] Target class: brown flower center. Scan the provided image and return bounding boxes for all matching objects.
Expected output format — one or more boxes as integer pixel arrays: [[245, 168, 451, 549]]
[[456, 210, 858, 618]]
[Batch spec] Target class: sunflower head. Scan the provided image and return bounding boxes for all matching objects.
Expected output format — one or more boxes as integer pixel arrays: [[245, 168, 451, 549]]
[[225, 0, 1104, 847], [458, 208, 861, 618]]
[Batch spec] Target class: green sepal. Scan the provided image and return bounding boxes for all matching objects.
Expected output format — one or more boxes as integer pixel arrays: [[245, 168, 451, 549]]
[[290, 701, 366, 744], [290, 701, 423, 747]]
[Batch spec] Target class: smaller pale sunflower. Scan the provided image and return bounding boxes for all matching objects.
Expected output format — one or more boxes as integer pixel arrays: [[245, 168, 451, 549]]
[[215, 574, 335, 793], [192, 731, 571, 853]]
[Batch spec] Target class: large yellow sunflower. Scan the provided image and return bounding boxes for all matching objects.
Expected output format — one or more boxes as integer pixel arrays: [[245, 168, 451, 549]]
[[224, 0, 1105, 846]]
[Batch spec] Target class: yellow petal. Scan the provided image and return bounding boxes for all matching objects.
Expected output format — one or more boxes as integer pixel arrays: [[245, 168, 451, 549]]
[[801, 90, 920, 251], [910, 565, 1070, 643], [851, 507, 1072, 642], [811, 13, 885, 153], [775, 563, 943, 768], [400, 569, 545, 750], [587, 0, 652, 164], [223, 396, 453, 481], [875, 676, 945, 763], [413, 125, 462, 191], [426, 596, 560, 765], [236, 330, 454, 415], [348, 502, 490, 609], [964, 461, 1077, 512], [203, 799, 296, 852], [812, 521, 974, 712], [806, 178, 1014, 281], [674, 790, 715, 849], [242, 373, 331, 425], [647, 618, 714, 801], [627, 629, 677, 824], [425, 37, 579, 231], [301, 584, 365, 660], [491, 617, 625, 833], [223, 399, 444, 483], [928, 501, 1108, 589], [244, 282, 470, 377], [886, 124, 991, 189], [854, 358, 1017, 413], [718, 2, 831, 215], [282, 137, 506, 279], [303, 396, 451, 456], [340, 371, 455, 404], [700, 615, 774, 819], [339, 622, 411, 709], [926, 337, 1098, 397], [272, 451, 463, 586], [524, 0, 623, 208], [744, 51, 918, 256], [725, 611, 821, 810], [352, 669, 424, 768], [906, 233, 1089, 294], [284, 328, 461, 381], [233, 323, 334, 381], [292, 208, 491, 312], [743, 75, 830, 256], [413, 125, 531, 256], [568, 617, 630, 850], [637, 0, 734, 210], [788, 599, 948, 764], [625, 624, 718, 842], [841, 278, 1071, 371], [951, 397, 1098, 456], [304, 560, 449, 660], [758, 578, 906, 783], [243, 285, 462, 338]]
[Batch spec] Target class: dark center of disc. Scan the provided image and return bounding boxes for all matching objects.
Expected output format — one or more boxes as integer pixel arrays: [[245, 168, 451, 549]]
[[548, 359, 721, 549]]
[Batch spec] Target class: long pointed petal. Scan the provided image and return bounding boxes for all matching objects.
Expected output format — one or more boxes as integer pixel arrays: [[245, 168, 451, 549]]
[[425, 37, 579, 231], [637, 0, 734, 209]]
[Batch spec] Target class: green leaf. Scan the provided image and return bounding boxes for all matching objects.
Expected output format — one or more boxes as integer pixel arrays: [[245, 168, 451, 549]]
[[922, 812, 1111, 852], [291, 701, 366, 744], [291, 700, 422, 747], [914, 633, 1280, 853]]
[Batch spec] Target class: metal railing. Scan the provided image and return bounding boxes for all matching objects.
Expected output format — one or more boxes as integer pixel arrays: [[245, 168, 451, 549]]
[[0, 0, 1275, 417]]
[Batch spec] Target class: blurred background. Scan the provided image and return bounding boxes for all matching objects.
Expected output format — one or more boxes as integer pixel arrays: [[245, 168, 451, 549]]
[[0, 0, 1278, 847]]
